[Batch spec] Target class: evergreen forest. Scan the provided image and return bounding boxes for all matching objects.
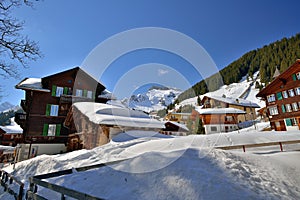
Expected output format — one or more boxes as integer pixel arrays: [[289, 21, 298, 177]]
[[177, 33, 300, 103]]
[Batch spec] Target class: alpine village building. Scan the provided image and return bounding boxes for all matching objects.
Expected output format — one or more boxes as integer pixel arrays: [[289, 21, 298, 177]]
[[14, 67, 110, 158], [256, 59, 300, 131]]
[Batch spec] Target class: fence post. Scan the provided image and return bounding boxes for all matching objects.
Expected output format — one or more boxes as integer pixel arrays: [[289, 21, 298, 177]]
[[242, 145, 246, 152], [279, 142, 283, 152]]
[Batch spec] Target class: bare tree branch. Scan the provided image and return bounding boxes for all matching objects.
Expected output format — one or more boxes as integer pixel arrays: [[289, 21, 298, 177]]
[[0, 0, 41, 78]]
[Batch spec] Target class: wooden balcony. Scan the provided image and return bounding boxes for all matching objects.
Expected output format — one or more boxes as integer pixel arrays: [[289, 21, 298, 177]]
[[14, 113, 27, 128]]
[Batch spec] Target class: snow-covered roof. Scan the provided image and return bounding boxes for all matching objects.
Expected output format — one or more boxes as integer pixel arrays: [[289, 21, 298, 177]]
[[0, 118, 23, 134], [204, 95, 260, 108], [73, 102, 165, 129], [15, 78, 50, 92], [165, 121, 189, 132], [196, 107, 246, 115]]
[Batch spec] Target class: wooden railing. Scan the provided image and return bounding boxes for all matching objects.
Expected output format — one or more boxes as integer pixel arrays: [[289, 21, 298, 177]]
[[26, 159, 128, 200], [0, 169, 24, 200], [216, 139, 300, 152]]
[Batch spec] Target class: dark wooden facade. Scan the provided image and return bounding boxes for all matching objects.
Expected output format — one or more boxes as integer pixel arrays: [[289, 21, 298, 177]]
[[256, 59, 300, 131], [15, 67, 108, 145]]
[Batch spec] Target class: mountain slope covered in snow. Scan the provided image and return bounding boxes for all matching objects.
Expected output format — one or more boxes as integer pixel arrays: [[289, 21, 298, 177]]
[[178, 71, 265, 109], [123, 86, 182, 112]]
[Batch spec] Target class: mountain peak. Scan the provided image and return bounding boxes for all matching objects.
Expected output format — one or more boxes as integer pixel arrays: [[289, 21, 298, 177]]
[[123, 87, 182, 113], [0, 101, 18, 112]]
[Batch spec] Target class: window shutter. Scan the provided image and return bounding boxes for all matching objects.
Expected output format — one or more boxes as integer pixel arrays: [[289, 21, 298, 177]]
[[281, 105, 286, 113], [285, 118, 292, 126], [83, 89, 88, 97], [63, 87, 68, 95], [45, 104, 51, 116], [292, 74, 297, 81], [51, 85, 57, 96], [43, 124, 49, 136], [56, 124, 61, 136], [276, 92, 282, 100]]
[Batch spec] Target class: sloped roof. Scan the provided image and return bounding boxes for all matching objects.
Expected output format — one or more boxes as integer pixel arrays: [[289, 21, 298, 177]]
[[15, 67, 106, 92], [196, 107, 246, 115], [15, 78, 50, 92], [0, 118, 23, 134], [73, 102, 165, 129], [165, 121, 189, 132], [203, 95, 260, 108]]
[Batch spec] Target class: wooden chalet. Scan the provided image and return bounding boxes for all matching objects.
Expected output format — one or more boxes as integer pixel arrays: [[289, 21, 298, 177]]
[[14, 67, 110, 146], [256, 59, 300, 131], [201, 95, 260, 123], [196, 107, 246, 134], [0, 123, 23, 147], [164, 112, 191, 124], [64, 102, 165, 149], [160, 121, 189, 136]]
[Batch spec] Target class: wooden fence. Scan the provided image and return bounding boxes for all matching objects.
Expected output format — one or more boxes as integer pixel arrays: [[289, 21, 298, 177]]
[[0, 169, 24, 200], [26, 159, 127, 200], [216, 139, 300, 152]]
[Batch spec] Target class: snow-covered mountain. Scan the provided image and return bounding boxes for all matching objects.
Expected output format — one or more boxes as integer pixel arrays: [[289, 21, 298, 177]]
[[123, 86, 182, 113], [0, 101, 20, 113]]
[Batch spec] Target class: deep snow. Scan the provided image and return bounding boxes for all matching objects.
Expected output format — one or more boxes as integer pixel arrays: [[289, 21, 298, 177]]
[[2, 124, 300, 200]]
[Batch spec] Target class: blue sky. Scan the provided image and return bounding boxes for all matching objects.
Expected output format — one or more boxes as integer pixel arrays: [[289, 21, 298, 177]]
[[2, 0, 300, 105]]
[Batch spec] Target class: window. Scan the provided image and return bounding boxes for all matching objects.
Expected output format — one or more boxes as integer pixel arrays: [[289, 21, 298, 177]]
[[225, 116, 233, 122], [296, 72, 300, 80], [76, 89, 83, 97], [45, 104, 59, 116], [285, 104, 292, 112], [56, 87, 64, 97], [51, 85, 70, 97], [267, 94, 276, 103], [295, 87, 300, 95], [50, 105, 59, 116], [288, 89, 295, 97], [52, 85, 63, 97], [42, 124, 61, 136], [87, 91, 93, 99], [268, 106, 278, 115], [292, 102, 299, 111], [63, 87, 72, 95], [293, 73, 300, 81], [282, 91, 288, 98], [285, 118, 298, 126], [276, 92, 283, 100], [210, 126, 217, 132]]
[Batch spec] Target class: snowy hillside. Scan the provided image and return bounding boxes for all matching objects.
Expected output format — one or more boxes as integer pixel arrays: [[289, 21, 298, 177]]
[[2, 124, 300, 200], [179, 71, 265, 109], [123, 86, 182, 113]]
